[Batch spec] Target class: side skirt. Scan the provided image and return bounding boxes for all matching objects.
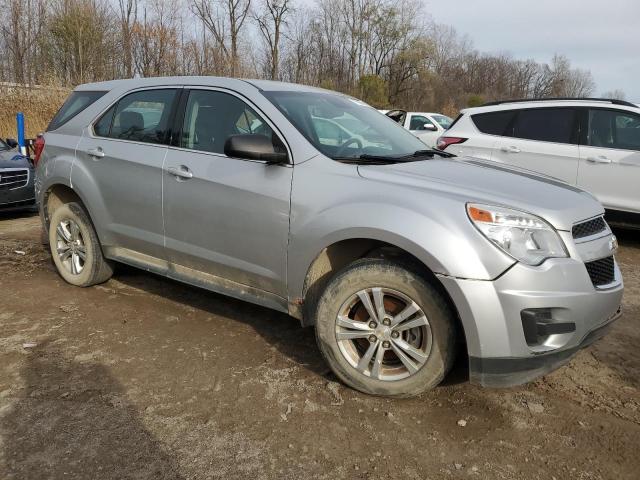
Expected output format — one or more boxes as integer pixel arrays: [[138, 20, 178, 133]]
[[103, 246, 290, 314]]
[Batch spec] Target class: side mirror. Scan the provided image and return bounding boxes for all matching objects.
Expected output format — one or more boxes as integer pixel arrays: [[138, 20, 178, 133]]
[[6, 138, 18, 148], [224, 134, 288, 164], [422, 123, 438, 132]]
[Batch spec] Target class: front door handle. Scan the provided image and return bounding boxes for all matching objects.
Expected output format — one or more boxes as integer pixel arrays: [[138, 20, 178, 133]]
[[500, 146, 521, 153], [86, 148, 104, 158], [586, 155, 611, 164], [167, 166, 193, 180]]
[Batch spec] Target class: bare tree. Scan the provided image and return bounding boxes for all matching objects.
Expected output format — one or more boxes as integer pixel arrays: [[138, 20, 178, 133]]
[[191, 0, 252, 76], [46, 0, 118, 85], [118, 0, 138, 78], [254, 0, 292, 80], [0, 0, 608, 116], [0, 0, 47, 84], [602, 89, 626, 100]]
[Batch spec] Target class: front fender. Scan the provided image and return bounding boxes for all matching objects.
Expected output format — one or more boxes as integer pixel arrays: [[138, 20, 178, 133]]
[[287, 200, 515, 301]]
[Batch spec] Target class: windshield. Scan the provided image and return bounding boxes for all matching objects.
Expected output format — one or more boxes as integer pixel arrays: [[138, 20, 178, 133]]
[[0, 138, 8, 151], [432, 114, 453, 129], [262, 91, 427, 160]]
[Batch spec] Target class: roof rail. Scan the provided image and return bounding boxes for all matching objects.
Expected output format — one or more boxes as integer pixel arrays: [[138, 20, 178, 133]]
[[481, 97, 637, 108]]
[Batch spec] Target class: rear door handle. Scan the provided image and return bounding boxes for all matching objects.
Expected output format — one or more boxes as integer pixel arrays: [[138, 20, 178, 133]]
[[586, 155, 611, 164], [500, 146, 521, 153], [167, 166, 193, 180], [86, 148, 104, 158]]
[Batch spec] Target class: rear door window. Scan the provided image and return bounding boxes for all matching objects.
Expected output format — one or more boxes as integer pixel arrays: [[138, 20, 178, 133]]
[[94, 89, 178, 145], [471, 110, 516, 136], [511, 108, 577, 144], [588, 109, 640, 151], [47, 91, 107, 131]]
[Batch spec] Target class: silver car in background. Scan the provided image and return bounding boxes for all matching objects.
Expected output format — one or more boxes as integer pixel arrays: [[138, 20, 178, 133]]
[[36, 77, 623, 396]]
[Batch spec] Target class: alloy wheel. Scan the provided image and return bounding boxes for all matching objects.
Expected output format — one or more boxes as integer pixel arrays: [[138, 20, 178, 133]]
[[335, 287, 433, 381], [55, 219, 86, 275]]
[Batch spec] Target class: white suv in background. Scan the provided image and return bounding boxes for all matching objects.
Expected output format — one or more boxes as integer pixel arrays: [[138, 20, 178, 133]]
[[381, 110, 453, 147], [437, 99, 640, 224]]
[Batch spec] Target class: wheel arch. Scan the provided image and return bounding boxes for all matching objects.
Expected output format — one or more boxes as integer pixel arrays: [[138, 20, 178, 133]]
[[41, 182, 106, 247], [295, 236, 468, 358]]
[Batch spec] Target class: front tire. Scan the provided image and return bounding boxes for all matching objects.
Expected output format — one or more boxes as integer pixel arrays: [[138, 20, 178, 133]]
[[49, 202, 113, 287], [315, 258, 456, 397]]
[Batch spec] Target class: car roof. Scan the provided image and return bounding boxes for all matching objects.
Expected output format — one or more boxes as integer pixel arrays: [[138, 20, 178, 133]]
[[75, 76, 336, 95], [462, 99, 640, 115]]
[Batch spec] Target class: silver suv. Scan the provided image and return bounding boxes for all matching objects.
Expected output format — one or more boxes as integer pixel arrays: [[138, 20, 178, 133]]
[[36, 78, 623, 397]]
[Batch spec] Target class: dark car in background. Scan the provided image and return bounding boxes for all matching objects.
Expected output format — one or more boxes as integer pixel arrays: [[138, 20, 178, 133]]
[[0, 138, 36, 212]]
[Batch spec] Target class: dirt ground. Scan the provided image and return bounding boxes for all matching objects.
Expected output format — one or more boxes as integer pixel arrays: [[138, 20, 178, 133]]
[[0, 212, 638, 480]]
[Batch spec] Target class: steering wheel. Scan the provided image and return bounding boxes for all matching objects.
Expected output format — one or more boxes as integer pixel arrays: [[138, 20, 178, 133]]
[[335, 137, 363, 157]]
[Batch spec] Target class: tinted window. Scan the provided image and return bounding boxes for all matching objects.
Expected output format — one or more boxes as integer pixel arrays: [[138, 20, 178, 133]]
[[512, 108, 576, 143], [471, 110, 516, 135], [47, 91, 107, 131], [180, 90, 276, 155], [97, 89, 177, 144], [409, 115, 434, 130], [589, 109, 640, 150]]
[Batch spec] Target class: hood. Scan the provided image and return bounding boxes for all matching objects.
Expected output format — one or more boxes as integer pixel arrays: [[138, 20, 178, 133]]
[[357, 156, 603, 231], [0, 149, 31, 169]]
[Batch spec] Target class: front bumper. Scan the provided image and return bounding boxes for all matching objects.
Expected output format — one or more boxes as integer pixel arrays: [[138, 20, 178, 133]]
[[438, 237, 623, 387], [468, 306, 621, 387]]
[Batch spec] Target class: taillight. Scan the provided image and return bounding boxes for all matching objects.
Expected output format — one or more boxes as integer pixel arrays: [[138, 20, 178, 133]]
[[436, 136, 467, 151], [33, 134, 45, 166]]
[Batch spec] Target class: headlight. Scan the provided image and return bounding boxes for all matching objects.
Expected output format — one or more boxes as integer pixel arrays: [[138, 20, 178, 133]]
[[467, 203, 567, 266]]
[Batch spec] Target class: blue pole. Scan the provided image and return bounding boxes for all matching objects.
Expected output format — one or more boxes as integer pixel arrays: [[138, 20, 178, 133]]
[[16, 112, 27, 156]]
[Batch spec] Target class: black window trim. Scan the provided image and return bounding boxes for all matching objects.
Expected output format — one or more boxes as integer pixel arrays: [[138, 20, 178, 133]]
[[90, 86, 183, 147], [471, 107, 581, 146], [169, 86, 293, 165], [580, 106, 640, 152], [470, 109, 518, 137]]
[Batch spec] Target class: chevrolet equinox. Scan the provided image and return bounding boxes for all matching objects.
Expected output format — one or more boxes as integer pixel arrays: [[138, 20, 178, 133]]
[[36, 77, 623, 396]]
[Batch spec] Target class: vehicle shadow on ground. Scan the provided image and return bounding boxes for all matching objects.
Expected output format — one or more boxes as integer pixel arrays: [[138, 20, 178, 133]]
[[612, 226, 640, 248], [0, 341, 184, 480], [114, 266, 333, 378], [113, 266, 470, 386]]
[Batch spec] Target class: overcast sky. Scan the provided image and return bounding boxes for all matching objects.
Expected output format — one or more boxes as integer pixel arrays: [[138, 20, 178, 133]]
[[425, 0, 640, 102]]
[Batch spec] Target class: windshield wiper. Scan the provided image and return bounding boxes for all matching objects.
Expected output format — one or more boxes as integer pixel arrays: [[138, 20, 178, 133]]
[[358, 149, 455, 162], [335, 156, 398, 165], [411, 149, 456, 158], [335, 148, 455, 165]]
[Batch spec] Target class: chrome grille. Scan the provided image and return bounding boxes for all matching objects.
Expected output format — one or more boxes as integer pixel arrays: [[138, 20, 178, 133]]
[[585, 256, 615, 287], [572, 216, 607, 239], [0, 168, 29, 190]]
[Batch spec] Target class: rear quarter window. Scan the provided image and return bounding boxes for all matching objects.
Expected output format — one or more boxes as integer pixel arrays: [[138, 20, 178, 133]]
[[471, 110, 516, 135], [47, 91, 107, 131]]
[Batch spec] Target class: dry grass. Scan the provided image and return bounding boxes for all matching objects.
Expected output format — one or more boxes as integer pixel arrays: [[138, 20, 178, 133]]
[[0, 86, 70, 140]]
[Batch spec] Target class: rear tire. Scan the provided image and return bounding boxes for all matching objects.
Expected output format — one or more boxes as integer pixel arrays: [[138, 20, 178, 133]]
[[315, 258, 456, 397], [49, 202, 113, 287]]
